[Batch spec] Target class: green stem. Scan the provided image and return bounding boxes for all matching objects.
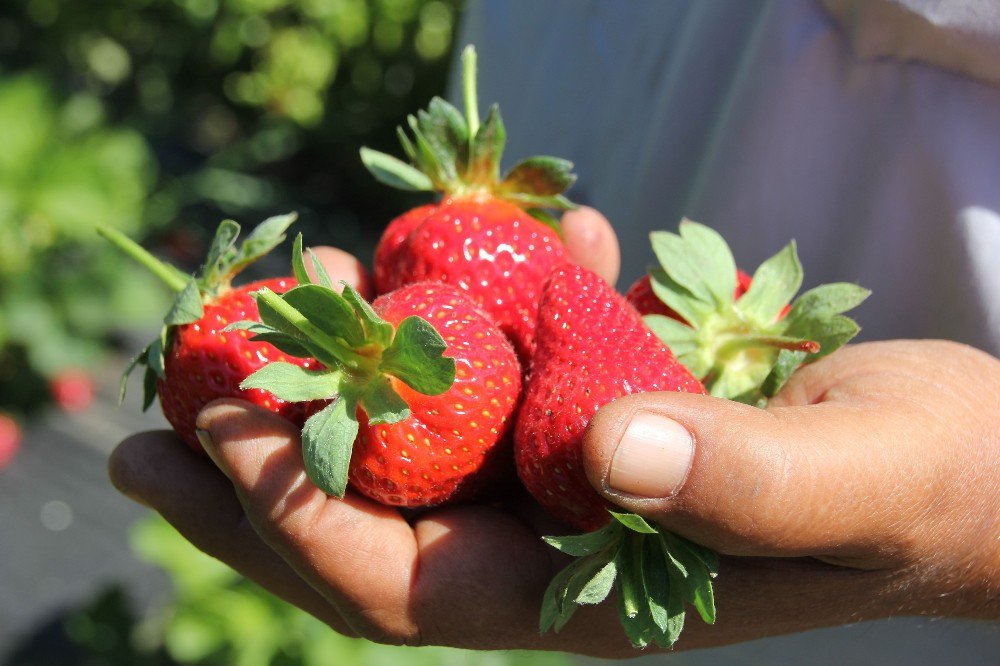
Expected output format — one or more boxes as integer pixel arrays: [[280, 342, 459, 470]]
[[97, 224, 190, 293], [717, 334, 820, 356], [255, 288, 372, 372], [462, 44, 480, 139]]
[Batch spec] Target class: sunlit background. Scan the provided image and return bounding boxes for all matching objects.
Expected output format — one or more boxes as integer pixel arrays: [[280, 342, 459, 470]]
[[0, 1, 574, 664]]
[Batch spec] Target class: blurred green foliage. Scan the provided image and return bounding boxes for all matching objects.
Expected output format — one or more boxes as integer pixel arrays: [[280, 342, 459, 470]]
[[120, 516, 572, 666], [0, 0, 459, 413]]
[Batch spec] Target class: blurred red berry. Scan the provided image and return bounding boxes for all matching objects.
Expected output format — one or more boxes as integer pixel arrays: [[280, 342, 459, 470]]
[[50, 369, 95, 413], [0, 413, 21, 468]]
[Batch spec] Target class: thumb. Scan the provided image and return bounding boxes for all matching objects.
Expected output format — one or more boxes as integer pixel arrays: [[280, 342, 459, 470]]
[[581, 391, 897, 561], [561, 206, 620, 285]]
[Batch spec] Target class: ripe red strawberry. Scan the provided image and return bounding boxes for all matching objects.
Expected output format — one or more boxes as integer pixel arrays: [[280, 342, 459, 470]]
[[100, 214, 316, 452], [515, 264, 706, 532], [236, 262, 521, 506], [49, 369, 95, 413], [362, 46, 574, 359]]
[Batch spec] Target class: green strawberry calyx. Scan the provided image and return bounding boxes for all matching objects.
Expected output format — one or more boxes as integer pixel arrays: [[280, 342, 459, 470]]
[[227, 235, 456, 497], [98, 213, 299, 411], [643, 219, 871, 403], [541, 512, 718, 649], [359, 45, 576, 233]]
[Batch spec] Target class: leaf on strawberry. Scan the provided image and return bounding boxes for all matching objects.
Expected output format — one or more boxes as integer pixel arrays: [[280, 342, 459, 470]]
[[301, 396, 359, 497]]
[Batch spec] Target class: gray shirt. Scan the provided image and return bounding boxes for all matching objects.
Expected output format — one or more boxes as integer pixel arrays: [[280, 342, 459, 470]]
[[456, 1, 1000, 663]]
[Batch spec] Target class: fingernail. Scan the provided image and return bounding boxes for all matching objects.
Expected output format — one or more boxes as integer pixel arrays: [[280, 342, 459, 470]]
[[609, 412, 694, 498], [195, 428, 221, 466]]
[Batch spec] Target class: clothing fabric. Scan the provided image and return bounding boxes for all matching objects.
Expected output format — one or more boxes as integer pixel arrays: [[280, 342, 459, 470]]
[[455, 1, 1000, 663], [455, 0, 1000, 356]]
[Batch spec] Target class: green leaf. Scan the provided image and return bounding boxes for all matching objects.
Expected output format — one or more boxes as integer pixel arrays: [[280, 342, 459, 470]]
[[502, 156, 576, 196], [504, 192, 574, 211], [468, 103, 505, 183], [678, 219, 738, 307], [380, 316, 455, 395], [301, 396, 359, 498], [610, 511, 658, 534], [226, 212, 298, 282], [643, 314, 699, 356], [649, 269, 713, 329], [340, 283, 392, 348], [615, 536, 655, 648], [240, 362, 342, 402], [119, 346, 147, 404], [141, 365, 158, 411], [738, 242, 803, 326], [650, 231, 715, 305], [573, 558, 618, 606], [551, 555, 617, 633], [282, 285, 365, 348], [540, 559, 581, 634], [427, 96, 470, 170], [308, 249, 334, 290], [360, 147, 434, 192], [146, 328, 167, 379], [247, 331, 313, 359], [760, 349, 808, 398], [291, 233, 312, 286], [407, 118, 453, 185], [542, 522, 620, 557], [201, 219, 241, 284], [359, 376, 410, 425], [659, 529, 720, 577], [164, 279, 204, 326], [787, 282, 870, 321], [641, 536, 673, 634]]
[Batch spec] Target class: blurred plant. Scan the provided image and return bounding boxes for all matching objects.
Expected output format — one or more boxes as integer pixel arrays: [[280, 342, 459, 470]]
[[0, 74, 169, 416], [123, 515, 573, 666]]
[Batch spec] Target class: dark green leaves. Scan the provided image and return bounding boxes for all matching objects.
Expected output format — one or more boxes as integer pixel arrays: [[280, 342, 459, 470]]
[[501, 156, 576, 197], [301, 396, 359, 498], [380, 316, 456, 395], [540, 512, 718, 649], [164, 279, 204, 326]]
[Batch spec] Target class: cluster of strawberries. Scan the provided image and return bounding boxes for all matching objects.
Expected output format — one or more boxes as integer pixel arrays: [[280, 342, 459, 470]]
[[108, 47, 867, 650]]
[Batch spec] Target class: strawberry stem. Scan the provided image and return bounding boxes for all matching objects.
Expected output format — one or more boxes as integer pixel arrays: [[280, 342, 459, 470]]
[[97, 224, 190, 293], [718, 334, 820, 355], [254, 288, 374, 372], [462, 45, 480, 139]]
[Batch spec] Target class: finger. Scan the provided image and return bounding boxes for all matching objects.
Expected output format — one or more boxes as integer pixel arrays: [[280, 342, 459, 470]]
[[307, 245, 374, 299], [581, 390, 926, 562], [561, 206, 620, 285], [195, 399, 420, 644], [107, 431, 357, 636]]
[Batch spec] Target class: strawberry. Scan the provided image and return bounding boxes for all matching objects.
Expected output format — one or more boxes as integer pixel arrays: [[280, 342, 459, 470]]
[[99, 214, 316, 452], [632, 219, 868, 402], [515, 264, 716, 649], [49, 369, 95, 413], [0, 412, 20, 469], [516, 264, 706, 532], [362, 46, 575, 359], [234, 249, 521, 507]]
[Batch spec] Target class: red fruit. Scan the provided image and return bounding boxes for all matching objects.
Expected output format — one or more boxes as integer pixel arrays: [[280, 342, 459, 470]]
[[515, 265, 706, 531], [625, 268, 753, 320], [49, 369, 95, 413], [100, 214, 306, 453], [0, 413, 21, 469], [374, 198, 568, 358], [364, 46, 576, 360], [349, 283, 521, 506], [158, 277, 318, 451]]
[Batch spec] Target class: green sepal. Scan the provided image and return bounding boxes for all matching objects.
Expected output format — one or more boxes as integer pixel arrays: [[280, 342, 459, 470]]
[[610, 511, 658, 534], [677, 219, 738, 307], [224, 321, 314, 358], [643, 314, 700, 357], [291, 231, 334, 289], [341, 282, 393, 349], [737, 241, 803, 327], [240, 362, 344, 402], [164, 279, 204, 327], [141, 366, 158, 411], [649, 269, 714, 330], [526, 208, 563, 238], [309, 250, 334, 290], [146, 328, 168, 379], [226, 212, 297, 277], [502, 156, 577, 197], [468, 103, 505, 183], [359, 147, 435, 192], [542, 521, 620, 556], [200, 219, 241, 287], [359, 376, 410, 425], [283, 285, 366, 348], [380, 315, 456, 395], [119, 348, 146, 405], [301, 395, 359, 498]]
